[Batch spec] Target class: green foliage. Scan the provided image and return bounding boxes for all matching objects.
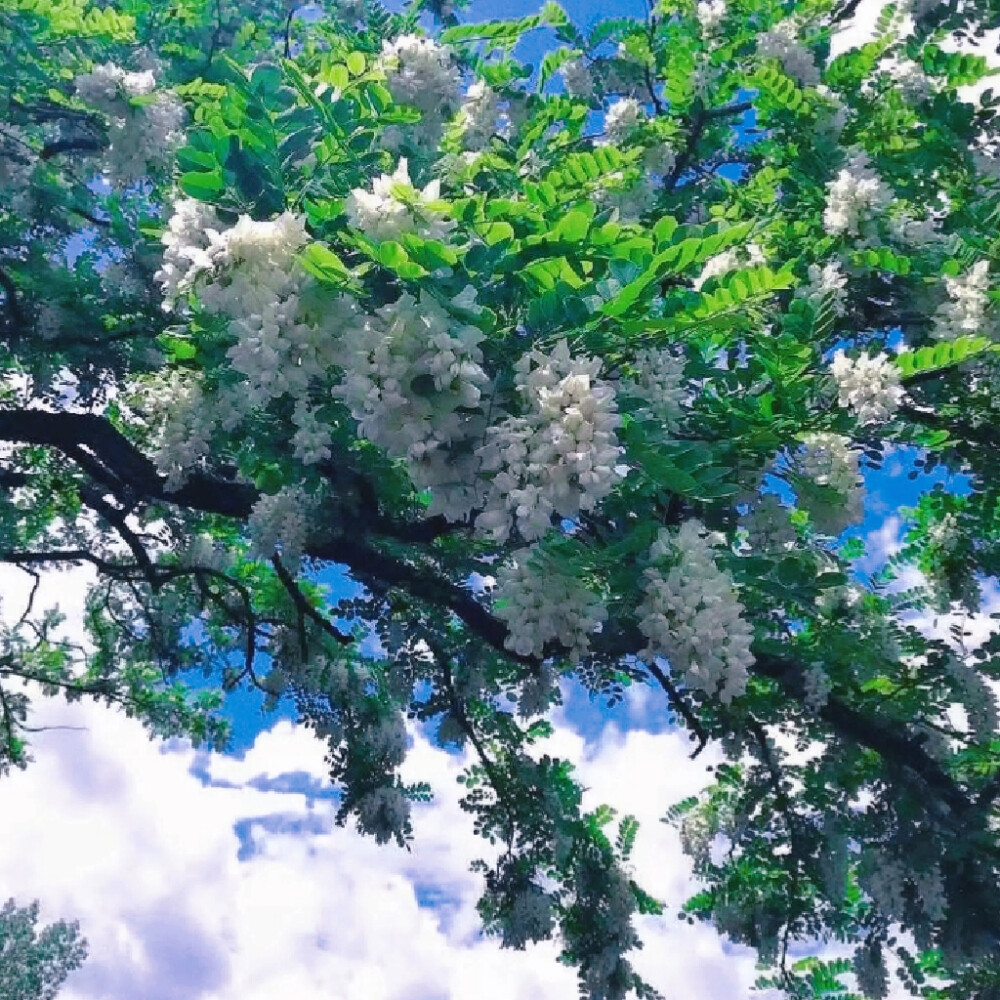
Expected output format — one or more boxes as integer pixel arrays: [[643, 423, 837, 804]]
[[5, 0, 1000, 997]]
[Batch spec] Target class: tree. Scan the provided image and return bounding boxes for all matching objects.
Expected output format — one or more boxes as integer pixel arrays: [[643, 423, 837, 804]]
[[0, 898, 87, 1000], [2, 0, 1000, 995]]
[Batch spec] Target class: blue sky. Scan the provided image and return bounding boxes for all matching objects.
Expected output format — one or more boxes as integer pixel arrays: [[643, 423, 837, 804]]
[[3, 2, 1000, 999]]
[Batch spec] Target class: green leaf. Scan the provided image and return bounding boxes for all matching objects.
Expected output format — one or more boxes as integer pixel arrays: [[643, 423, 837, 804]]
[[895, 336, 995, 379], [346, 51, 366, 76], [299, 243, 353, 286], [178, 170, 225, 198], [553, 209, 590, 242]]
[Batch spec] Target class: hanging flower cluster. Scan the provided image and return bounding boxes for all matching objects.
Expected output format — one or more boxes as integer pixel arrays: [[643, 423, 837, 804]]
[[693, 243, 764, 290], [796, 260, 849, 316], [756, 19, 821, 87], [345, 158, 455, 242], [637, 520, 754, 703], [829, 351, 903, 424], [494, 545, 608, 660], [931, 260, 992, 340], [379, 34, 461, 147], [823, 150, 892, 237], [247, 485, 312, 568], [476, 341, 624, 542], [332, 290, 491, 521], [793, 432, 865, 535], [75, 62, 184, 184], [621, 347, 686, 433]]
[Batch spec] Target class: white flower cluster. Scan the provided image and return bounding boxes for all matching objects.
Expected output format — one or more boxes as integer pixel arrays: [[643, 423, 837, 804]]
[[742, 494, 797, 552], [757, 20, 821, 88], [693, 243, 764, 291], [146, 371, 214, 491], [332, 291, 490, 520], [796, 260, 848, 316], [0, 125, 35, 216], [562, 59, 595, 99], [637, 520, 754, 703], [154, 197, 221, 310], [802, 663, 833, 711], [355, 786, 411, 845], [793, 432, 864, 535], [643, 142, 677, 178], [829, 351, 903, 425], [931, 260, 991, 340], [858, 848, 908, 917], [476, 341, 624, 542], [823, 150, 892, 237], [494, 545, 608, 660], [697, 0, 726, 33], [379, 34, 460, 146], [621, 347, 686, 433], [457, 81, 503, 150], [74, 62, 184, 184], [604, 98, 642, 143], [593, 172, 658, 223], [502, 884, 554, 949], [247, 485, 311, 569], [345, 158, 454, 242], [889, 58, 932, 103]]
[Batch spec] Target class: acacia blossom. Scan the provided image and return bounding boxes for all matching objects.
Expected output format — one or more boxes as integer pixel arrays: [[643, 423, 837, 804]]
[[756, 20, 820, 87], [475, 341, 624, 543], [74, 62, 184, 183], [637, 521, 754, 703], [931, 260, 991, 340], [494, 545, 608, 661], [793, 432, 865, 535], [621, 347, 686, 433], [796, 261, 848, 316], [823, 150, 892, 237], [247, 485, 312, 569], [345, 158, 454, 242], [829, 351, 903, 424], [332, 290, 491, 521], [457, 80, 503, 149]]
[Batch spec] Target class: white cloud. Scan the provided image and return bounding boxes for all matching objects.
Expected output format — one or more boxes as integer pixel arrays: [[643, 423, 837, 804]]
[[0, 683, 769, 1000]]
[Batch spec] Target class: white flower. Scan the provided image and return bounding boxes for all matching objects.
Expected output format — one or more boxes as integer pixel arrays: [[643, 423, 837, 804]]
[[796, 261, 848, 316], [697, 0, 726, 33], [457, 80, 502, 149], [890, 58, 932, 103], [742, 494, 797, 552], [637, 520, 754, 703], [693, 243, 764, 291], [380, 35, 461, 115], [757, 20, 820, 88], [593, 172, 659, 223], [829, 351, 903, 424], [145, 372, 215, 490], [931, 260, 991, 340], [345, 158, 454, 242], [562, 59, 594, 99], [823, 150, 892, 237], [247, 485, 312, 569], [75, 63, 184, 184], [494, 546, 607, 661], [621, 348, 686, 433], [332, 291, 491, 521], [34, 303, 65, 341], [793, 432, 864, 535], [503, 885, 554, 949], [476, 341, 624, 543], [604, 98, 642, 142], [355, 786, 411, 845]]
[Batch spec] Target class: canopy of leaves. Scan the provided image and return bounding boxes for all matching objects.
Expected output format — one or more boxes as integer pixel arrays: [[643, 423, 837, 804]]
[[3, 0, 1000, 997]]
